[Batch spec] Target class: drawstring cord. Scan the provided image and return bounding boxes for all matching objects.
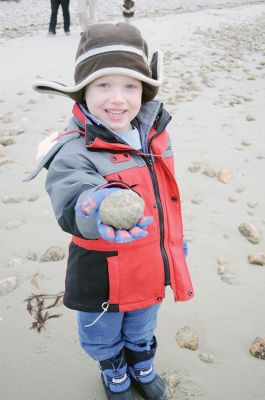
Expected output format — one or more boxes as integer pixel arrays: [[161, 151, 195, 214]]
[[84, 301, 109, 327], [51, 129, 85, 142], [50, 129, 163, 159]]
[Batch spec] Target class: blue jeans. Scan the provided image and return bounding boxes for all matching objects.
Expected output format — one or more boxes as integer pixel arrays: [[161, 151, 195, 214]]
[[77, 304, 160, 361]]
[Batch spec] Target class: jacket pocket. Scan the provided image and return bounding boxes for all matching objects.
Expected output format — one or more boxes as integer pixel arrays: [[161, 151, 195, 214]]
[[107, 255, 120, 304]]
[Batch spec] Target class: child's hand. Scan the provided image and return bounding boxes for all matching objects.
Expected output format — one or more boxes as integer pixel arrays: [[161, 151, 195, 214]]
[[98, 215, 153, 243], [183, 240, 188, 257], [75, 188, 153, 243]]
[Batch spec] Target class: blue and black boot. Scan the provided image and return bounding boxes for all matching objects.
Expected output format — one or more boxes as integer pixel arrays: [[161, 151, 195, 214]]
[[125, 337, 168, 400], [99, 350, 136, 400]]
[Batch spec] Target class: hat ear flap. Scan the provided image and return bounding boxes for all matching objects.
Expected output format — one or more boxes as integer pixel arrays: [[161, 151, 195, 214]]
[[150, 50, 163, 83], [150, 52, 158, 80]]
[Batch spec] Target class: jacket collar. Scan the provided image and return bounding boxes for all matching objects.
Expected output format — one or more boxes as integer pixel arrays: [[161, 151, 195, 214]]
[[71, 101, 171, 151]]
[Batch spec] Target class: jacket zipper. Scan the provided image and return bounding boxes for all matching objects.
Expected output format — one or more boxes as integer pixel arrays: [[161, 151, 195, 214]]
[[144, 155, 170, 285]]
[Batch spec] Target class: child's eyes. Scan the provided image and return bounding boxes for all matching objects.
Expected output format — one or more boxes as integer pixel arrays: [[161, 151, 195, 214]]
[[126, 84, 138, 89], [97, 82, 109, 88]]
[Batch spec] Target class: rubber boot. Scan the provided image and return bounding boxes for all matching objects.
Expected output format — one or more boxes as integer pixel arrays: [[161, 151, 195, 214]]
[[125, 337, 168, 400], [99, 349, 136, 400]]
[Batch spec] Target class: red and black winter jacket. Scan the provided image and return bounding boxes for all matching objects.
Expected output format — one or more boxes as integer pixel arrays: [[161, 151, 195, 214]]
[[32, 101, 194, 313]]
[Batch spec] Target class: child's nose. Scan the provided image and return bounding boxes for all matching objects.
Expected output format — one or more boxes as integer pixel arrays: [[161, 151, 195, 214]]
[[111, 89, 125, 103]]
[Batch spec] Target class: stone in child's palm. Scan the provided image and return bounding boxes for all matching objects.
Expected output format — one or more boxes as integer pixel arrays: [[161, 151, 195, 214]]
[[99, 190, 145, 230]]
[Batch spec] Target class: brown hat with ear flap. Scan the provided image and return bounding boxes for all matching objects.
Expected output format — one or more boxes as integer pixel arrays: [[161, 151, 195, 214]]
[[33, 23, 163, 103]]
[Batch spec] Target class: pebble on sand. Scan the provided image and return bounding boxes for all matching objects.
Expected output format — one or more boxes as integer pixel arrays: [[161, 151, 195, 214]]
[[248, 253, 265, 266], [0, 276, 17, 296], [238, 223, 260, 244], [40, 247, 65, 262], [199, 352, 216, 363], [250, 336, 265, 360], [175, 325, 199, 351], [161, 371, 181, 395], [2, 194, 24, 204], [217, 168, 232, 183]]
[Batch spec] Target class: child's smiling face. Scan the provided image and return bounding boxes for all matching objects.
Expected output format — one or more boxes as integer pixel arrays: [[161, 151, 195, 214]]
[[85, 75, 143, 131]]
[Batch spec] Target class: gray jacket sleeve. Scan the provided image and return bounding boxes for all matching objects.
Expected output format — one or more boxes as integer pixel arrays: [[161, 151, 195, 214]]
[[45, 136, 106, 239]]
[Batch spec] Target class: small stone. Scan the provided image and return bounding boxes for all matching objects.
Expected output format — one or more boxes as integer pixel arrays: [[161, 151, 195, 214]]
[[221, 273, 237, 285], [40, 247, 65, 262], [161, 371, 181, 395], [8, 127, 24, 136], [26, 252, 38, 261], [246, 115, 255, 121], [217, 256, 227, 265], [175, 325, 198, 351], [218, 264, 227, 275], [199, 353, 215, 363], [0, 159, 13, 166], [247, 201, 258, 208], [0, 276, 17, 296], [8, 258, 24, 268], [31, 272, 43, 288], [191, 196, 202, 205], [203, 168, 216, 178], [238, 223, 260, 244], [2, 194, 24, 204], [217, 168, 232, 184], [250, 337, 265, 360], [99, 190, 145, 230], [5, 221, 24, 230], [0, 138, 14, 146], [27, 194, 39, 202], [188, 163, 201, 173], [0, 144, 5, 157], [228, 197, 237, 203], [235, 186, 244, 193], [241, 140, 251, 147], [1, 113, 13, 123], [248, 253, 265, 266]]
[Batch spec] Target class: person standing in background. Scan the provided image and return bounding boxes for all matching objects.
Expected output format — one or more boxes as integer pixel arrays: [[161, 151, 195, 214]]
[[77, 0, 98, 34], [48, 0, 70, 35], [122, 0, 135, 23]]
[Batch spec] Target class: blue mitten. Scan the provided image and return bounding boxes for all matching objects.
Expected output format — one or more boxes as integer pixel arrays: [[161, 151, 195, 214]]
[[75, 188, 153, 243], [183, 240, 188, 257]]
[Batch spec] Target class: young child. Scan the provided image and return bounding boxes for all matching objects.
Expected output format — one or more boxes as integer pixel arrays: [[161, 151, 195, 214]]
[[26, 23, 194, 400]]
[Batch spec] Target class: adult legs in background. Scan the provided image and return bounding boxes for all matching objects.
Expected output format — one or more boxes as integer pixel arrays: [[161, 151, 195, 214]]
[[49, 0, 60, 34], [89, 0, 98, 24], [60, 0, 70, 33], [77, 0, 98, 33]]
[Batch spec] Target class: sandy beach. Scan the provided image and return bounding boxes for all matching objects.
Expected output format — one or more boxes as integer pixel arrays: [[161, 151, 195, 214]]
[[1, 1, 265, 399]]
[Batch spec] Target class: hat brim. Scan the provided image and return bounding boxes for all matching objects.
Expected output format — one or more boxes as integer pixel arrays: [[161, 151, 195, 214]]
[[33, 51, 163, 103]]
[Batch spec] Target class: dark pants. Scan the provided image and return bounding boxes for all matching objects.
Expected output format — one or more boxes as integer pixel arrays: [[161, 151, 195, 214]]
[[49, 0, 70, 33]]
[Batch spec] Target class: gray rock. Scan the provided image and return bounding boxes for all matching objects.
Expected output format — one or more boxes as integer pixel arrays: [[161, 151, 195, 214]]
[[248, 253, 265, 266], [0, 276, 17, 296], [99, 190, 145, 230], [250, 336, 265, 360], [199, 352, 216, 363], [175, 325, 199, 351], [5, 220, 24, 230], [238, 223, 260, 244], [2, 194, 24, 204], [40, 247, 65, 262], [8, 258, 24, 268]]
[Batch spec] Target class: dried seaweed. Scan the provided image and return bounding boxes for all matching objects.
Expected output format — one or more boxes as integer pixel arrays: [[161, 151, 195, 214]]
[[24, 292, 64, 333]]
